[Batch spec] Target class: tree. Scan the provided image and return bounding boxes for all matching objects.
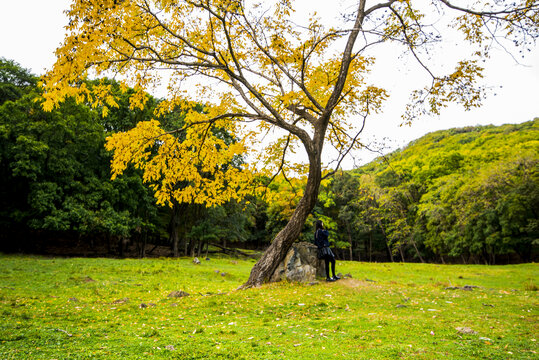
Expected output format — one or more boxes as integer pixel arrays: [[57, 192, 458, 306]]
[[42, 0, 538, 287], [0, 58, 37, 105], [0, 59, 161, 254]]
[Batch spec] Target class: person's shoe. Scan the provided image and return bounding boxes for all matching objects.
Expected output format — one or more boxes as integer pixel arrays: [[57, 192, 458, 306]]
[[326, 277, 336, 282], [332, 275, 340, 281]]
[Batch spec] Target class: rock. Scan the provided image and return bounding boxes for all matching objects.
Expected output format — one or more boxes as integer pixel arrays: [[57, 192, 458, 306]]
[[396, 304, 407, 308], [270, 242, 325, 283], [193, 257, 201, 265], [220, 272, 227, 277], [456, 327, 477, 335], [168, 290, 190, 298], [113, 297, 129, 304]]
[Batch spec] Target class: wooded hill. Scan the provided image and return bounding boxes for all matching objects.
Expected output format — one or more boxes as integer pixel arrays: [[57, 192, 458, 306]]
[[1, 58, 537, 263], [314, 120, 538, 264]]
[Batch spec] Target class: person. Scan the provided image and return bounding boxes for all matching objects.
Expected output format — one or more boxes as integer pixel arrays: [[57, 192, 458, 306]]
[[314, 220, 339, 282]]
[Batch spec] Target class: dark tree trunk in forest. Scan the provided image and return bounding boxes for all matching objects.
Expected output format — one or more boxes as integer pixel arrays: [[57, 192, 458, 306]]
[[411, 235, 424, 263], [346, 221, 355, 261], [377, 220, 394, 262], [118, 236, 124, 258], [169, 203, 181, 257], [139, 231, 147, 258], [188, 239, 195, 257], [367, 229, 372, 262], [398, 245, 405, 262], [196, 239, 202, 258]]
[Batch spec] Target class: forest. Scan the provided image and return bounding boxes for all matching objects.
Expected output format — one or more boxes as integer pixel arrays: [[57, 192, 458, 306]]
[[1, 58, 537, 264]]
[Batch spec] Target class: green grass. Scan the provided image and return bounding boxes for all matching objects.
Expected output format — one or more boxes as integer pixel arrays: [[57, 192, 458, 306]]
[[0, 254, 537, 359]]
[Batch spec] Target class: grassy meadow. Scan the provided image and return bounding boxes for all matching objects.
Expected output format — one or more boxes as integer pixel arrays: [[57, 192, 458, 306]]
[[0, 254, 537, 359]]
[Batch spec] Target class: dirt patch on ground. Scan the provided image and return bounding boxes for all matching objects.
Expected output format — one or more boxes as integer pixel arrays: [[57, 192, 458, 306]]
[[339, 278, 381, 290]]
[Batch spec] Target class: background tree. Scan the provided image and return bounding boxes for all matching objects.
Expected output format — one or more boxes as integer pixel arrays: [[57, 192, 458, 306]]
[[0, 59, 160, 254], [42, 0, 538, 287]]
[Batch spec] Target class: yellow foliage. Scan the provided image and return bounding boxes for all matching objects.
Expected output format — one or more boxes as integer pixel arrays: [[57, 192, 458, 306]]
[[40, 0, 532, 209], [105, 118, 254, 208]]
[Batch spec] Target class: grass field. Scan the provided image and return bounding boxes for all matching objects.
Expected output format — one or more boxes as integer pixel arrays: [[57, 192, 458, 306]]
[[0, 254, 537, 359]]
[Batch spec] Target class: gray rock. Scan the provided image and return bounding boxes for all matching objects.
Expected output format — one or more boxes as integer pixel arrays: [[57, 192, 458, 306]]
[[456, 327, 477, 335], [270, 242, 325, 283], [168, 290, 190, 298]]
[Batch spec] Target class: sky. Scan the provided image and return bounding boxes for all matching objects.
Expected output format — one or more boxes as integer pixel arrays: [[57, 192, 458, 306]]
[[1, 0, 538, 168]]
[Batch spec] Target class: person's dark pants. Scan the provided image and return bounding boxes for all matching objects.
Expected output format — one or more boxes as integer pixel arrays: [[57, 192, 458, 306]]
[[324, 255, 336, 278]]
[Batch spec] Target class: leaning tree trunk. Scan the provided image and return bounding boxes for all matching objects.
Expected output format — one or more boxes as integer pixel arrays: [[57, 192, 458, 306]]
[[240, 154, 322, 288]]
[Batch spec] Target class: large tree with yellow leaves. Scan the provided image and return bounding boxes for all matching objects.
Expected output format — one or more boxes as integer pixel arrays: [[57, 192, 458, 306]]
[[43, 0, 537, 287]]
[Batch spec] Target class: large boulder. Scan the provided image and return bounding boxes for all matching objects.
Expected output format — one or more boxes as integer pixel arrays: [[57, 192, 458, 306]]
[[270, 242, 325, 283]]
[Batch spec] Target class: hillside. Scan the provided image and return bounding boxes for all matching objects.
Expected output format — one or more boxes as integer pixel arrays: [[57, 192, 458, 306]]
[[328, 119, 539, 264]]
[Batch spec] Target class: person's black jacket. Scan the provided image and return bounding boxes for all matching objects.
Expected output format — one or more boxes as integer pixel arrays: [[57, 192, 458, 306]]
[[314, 229, 330, 248]]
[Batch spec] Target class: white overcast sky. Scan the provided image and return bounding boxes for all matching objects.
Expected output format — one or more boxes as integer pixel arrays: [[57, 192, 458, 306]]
[[1, 0, 538, 168]]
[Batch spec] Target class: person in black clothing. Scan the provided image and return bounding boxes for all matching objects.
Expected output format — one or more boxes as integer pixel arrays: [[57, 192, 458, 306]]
[[314, 220, 339, 282]]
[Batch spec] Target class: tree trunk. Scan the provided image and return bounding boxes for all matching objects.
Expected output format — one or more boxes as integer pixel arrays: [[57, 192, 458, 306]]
[[169, 203, 181, 257], [410, 235, 424, 263], [368, 230, 372, 262], [377, 220, 394, 262], [118, 236, 124, 258], [140, 230, 147, 258], [189, 239, 195, 257], [241, 152, 321, 288], [346, 221, 354, 261], [196, 239, 202, 258], [398, 245, 405, 262]]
